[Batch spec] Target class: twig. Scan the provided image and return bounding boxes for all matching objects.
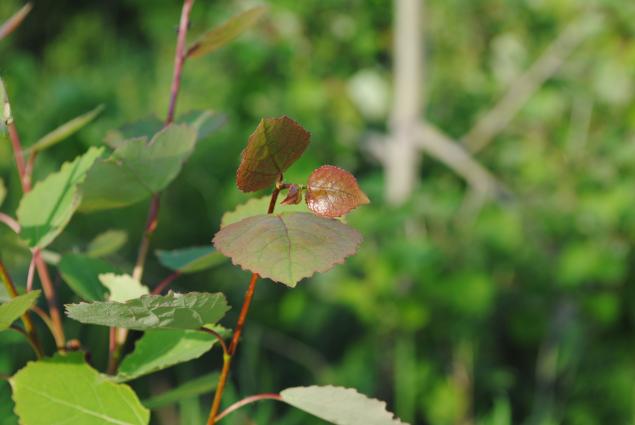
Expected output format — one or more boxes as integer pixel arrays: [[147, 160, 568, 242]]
[[33, 250, 65, 348], [30, 305, 57, 342], [199, 327, 229, 357], [215, 393, 282, 422], [151, 271, 181, 295], [10, 324, 42, 358], [0, 3, 32, 42], [26, 255, 35, 291], [463, 13, 602, 153], [0, 212, 20, 233]]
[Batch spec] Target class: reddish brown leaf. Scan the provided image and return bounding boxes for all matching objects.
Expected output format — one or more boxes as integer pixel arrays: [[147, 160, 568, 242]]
[[281, 184, 303, 205], [236, 117, 311, 192], [306, 165, 370, 218]]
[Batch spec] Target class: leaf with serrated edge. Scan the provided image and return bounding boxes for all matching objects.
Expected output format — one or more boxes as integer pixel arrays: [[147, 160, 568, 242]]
[[281, 386, 408, 425], [65, 292, 229, 331], [80, 124, 197, 212], [86, 229, 128, 258], [17, 147, 103, 248], [236, 116, 311, 192], [99, 273, 149, 303], [142, 372, 219, 409], [10, 352, 149, 425], [213, 212, 362, 287], [187, 6, 267, 58], [156, 246, 225, 274], [59, 254, 118, 301], [306, 165, 370, 218], [221, 196, 310, 228], [0, 291, 40, 331], [116, 329, 218, 382]]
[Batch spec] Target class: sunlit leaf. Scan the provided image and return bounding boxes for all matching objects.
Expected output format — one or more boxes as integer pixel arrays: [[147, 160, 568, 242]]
[[10, 352, 149, 425], [0, 291, 39, 332], [213, 212, 362, 287], [220, 196, 309, 228], [80, 124, 197, 212], [142, 373, 219, 409], [280, 386, 407, 425], [236, 116, 311, 192], [156, 246, 225, 274], [116, 328, 222, 382], [86, 229, 128, 258], [66, 292, 230, 330], [17, 147, 103, 248], [59, 254, 117, 301], [28, 105, 104, 154], [99, 273, 149, 303], [306, 165, 370, 218], [187, 6, 267, 58]]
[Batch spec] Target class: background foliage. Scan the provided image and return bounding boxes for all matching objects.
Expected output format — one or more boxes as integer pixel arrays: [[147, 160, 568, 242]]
[[1, 0, 635, 424]]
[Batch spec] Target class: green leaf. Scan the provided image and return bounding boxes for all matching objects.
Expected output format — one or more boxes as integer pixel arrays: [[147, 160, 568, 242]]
[[0, 291, 40, 331], [59, 254, 118, 301], [80, 124, 197, 212], [221, 195, 310, 228], [142, 373, 218, 409], [116, 329, 220, 382], [306, 165, 370, 218], [178, 110, 226, 141], [99, 273, 149, 303], [86, 229, 128, 258], [10, 352, 149, 425], [156, 246, 225, 274], [17, 147, 103, 248], [236, 116, 311, 192], [213, 212, 362, 287], [65, 292, 230, 330], [104, 116, 163, 149], [0, 178, 6, 207], [280, 386, 407, 425], [28, 105, 104, 154], [187, 6, 267, 58]]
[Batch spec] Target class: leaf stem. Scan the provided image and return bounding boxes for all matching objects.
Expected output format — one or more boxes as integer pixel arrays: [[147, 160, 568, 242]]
[[215, 393, 282, 422], [0, 259, 42, 357], [0, 212, 20, 233], [33, 250, 65, 349], [199, 327, 229, 357], [151, 271, 181, 295], [9, 324, 42, 358], [206, 185, 281, 425]]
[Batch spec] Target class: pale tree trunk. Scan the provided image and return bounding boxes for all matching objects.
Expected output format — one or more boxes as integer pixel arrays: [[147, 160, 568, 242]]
[[385, 0, 423, 205]]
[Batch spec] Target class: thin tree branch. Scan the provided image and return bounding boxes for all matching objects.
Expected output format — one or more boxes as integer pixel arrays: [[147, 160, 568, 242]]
[[199, 327, 229, 357], [215, 393, 282, 422], [0, 3, 32, 42], [151, 271, 181, 295], [0, 212, 20, 233]]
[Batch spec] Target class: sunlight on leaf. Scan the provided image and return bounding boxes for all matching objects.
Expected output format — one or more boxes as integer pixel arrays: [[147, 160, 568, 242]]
[[99, 273, 149, 303], [0, 290, 39, 332], [306, 165, 370, 218], [213, 212, 362, 287], [11, 352, 149, 425], [281, 386, 408, 425]]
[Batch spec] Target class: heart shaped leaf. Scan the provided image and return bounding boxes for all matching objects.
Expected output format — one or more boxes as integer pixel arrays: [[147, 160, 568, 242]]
[[306, 165, 370, 218], [11, 352, 149, 425], [280, 386, 408, 425], [65, 292, 229, 331], [236, 116, 311, 192], [213, 212, 362, 287]]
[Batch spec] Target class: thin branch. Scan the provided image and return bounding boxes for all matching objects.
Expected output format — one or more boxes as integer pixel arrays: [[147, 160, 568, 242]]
[[30, 305, 57, 342], [215, 393, 282, 422], [463, 12, 602, 153], [26, 255, 35, 291], [10, 324, 42, 358], [33, 250, 65, 348], [0, 3, 32, 42], [151, 271, 181, 295], [0, 212, 20, 233], [199, 327, 229, 357]]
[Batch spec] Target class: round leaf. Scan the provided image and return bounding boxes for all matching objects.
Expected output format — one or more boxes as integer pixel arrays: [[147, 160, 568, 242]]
[[236, 116, 311, 192], [306, 165, 370, 218], [213, 212, 362, 287]]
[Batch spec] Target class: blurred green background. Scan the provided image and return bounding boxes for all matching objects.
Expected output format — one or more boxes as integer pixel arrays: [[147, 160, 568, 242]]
[[2, 0, 635, 424]]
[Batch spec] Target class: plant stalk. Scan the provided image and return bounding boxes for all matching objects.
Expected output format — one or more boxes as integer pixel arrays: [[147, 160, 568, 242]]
[[206, 186, 281, 425], [215, 393, 282, 422]]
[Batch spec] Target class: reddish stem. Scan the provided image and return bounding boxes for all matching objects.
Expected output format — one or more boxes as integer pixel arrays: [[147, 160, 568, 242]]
[[152, 271, 181, 295], [33, 250, 65, 348], [166, 0, 194, 125], [215, 393, 282, 422], [7, 122, 30, 192], [0, 212, 20, 233]]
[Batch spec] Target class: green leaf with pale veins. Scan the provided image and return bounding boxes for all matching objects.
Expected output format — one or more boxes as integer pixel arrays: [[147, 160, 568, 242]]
[[28, 105, 104, 154], [86, 229, 128, 258], [10, 352, 149, 425], [17, 147, 103, 248], [0, 290, 40, 331], [220, 195, 310, 228], [187, 6, 267, 58], [80, 124, 197, 212], [213, 212, 362, 287], [142, 373, 219, 409], [156, 246, 225, 274], [116, 328, 223, 382], [280, 386, 408, 425], [99, 273, 149, 303], [65, 292, 230, 331], [59, 254, 118, 301], [236, 116, 311, 192]]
